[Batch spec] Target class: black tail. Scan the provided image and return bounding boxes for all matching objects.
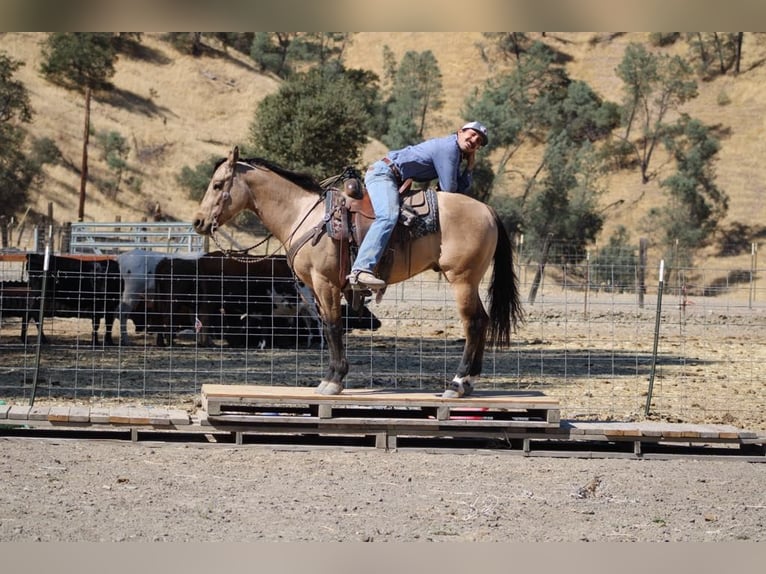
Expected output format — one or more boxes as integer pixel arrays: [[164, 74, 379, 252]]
[[487, 209, 524, 346]]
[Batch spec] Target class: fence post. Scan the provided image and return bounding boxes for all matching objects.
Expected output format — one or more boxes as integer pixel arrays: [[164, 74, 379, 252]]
[[60, 222, 72, 253], [0, 215, 7, 248], [638, 238, 647, 309], [645, 259, 665, 416], [749, 242, 757, 309], [30, 226, 53, 406], [584, 249, 590, 317]]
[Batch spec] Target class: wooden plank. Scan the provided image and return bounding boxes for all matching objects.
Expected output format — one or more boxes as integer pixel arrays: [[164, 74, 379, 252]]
[[48, 406, 70, 422], [27, 406, 50, 421], [201, 385, 561, 432], [128, 408, 152, 425], [147, 409, 171, 426], [167, 409, 190, 425], [89, 407, 111, 424], [109, 408, 134, 425], [0, 404, 9, 419], [201, 384, 560, 408], [68, 406, 91, 423], [7, 405, 31, 420]]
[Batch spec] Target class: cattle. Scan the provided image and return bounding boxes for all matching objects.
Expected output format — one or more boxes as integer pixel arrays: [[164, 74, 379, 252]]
[[0, 280, 37, 343], [152, 252, 320, 348], [116, 249, 203, 345], [24, 253, 121, 345]]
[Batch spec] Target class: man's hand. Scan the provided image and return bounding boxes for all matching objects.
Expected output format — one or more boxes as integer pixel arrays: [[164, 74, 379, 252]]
[[465, 150, 476, 171]]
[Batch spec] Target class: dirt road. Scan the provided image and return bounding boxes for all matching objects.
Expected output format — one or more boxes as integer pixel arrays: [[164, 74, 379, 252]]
[[1, 437, 763, 542]]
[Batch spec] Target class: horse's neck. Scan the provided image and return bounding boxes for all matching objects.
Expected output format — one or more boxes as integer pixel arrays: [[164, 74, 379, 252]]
[[249, 175, 323, 245]]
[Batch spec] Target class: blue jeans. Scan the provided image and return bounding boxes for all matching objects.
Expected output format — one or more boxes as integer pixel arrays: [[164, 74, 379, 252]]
[[353, 160, 400, 273]]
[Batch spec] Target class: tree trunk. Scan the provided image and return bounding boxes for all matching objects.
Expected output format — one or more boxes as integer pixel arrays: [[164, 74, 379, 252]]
[[78, 87, 91, 222], [735, 32, 743, 74], [527, 234, 552, 305]]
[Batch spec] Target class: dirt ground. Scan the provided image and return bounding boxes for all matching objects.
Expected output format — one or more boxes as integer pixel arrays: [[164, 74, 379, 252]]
[[0, 437, 764, 542]]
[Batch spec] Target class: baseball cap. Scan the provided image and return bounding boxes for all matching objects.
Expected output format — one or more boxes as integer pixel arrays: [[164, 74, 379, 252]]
[[461, 121, 489, 146]]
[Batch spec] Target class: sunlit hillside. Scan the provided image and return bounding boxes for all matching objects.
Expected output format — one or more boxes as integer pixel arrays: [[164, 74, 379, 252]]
[[2, 32, 766, 274]]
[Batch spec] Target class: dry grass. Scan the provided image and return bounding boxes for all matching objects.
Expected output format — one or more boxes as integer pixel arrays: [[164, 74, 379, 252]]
[[2, 32, 766, 273]]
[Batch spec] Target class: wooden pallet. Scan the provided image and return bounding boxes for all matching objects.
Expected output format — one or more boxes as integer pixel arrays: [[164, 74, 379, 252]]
[[0, 404, 191, 427], [201, 384, 561, 426]]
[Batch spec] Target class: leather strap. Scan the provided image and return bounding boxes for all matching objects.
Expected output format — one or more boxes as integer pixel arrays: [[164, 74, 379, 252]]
[[381, 157, 402, 181]]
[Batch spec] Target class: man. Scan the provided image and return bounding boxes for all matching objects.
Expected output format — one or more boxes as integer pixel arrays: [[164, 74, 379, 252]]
[[348, 121, 489, 290]]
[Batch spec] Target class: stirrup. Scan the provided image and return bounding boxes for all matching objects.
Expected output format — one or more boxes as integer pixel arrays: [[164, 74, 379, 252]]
[[347, 270, 385, 290]]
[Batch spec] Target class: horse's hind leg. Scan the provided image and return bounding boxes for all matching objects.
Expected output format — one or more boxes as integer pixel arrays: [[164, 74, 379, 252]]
[[444, 280, 488, 398]]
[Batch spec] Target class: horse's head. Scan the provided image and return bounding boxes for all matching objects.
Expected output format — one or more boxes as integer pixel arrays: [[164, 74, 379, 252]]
[[192, 146, 250, 235]]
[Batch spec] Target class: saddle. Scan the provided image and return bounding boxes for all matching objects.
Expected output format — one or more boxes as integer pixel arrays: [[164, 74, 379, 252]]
[[320, 168, 440, 288]]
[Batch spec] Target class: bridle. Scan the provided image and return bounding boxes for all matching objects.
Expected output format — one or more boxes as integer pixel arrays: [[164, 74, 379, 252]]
[[207, 161, 278, 262], [208, 160, 325, 266]]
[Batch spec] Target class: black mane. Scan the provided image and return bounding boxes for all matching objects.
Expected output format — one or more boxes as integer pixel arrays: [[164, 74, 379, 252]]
[[241, 157, 324, 193]]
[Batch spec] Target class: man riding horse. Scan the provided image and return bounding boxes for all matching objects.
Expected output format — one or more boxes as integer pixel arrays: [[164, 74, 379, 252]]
[[349, 121, 489, 291]]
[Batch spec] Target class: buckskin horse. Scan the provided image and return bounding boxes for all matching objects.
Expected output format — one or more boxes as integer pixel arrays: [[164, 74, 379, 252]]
[[192, 146, 522, 397]]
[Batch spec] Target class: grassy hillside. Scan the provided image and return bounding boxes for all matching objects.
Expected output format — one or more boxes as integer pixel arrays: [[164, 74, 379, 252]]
[[2, 32, 766, 273]]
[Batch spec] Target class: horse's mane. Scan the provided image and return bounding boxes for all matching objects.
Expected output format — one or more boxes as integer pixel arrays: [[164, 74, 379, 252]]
[[220, 156, 324, 194]]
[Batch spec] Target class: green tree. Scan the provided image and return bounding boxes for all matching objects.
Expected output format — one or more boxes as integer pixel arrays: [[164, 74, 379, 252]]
[[523, 136, 605, 303], [466, 40, 616, 203], [40, 33, 116, 91], [615, 42, 698, 184], [39, 33, 117, 221], [465, 42, 573, 198], [480, 32, 534, 65], [465, 41, 615, 302], [0, 52, 40, 218], [250, 33, 350, 79], [648, 115, 727, 266], [248, 65, 377, 177], [164, 32, 204, 56], [95, 129, 129, 198], [685, 33, 741, 79], [590, 226, 638, 293], [382, 50, 444, 149], [177, 156, 221, 202]]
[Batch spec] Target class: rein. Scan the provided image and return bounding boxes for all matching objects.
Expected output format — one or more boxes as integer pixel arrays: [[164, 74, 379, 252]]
[[208, 231, 279, 263], [211, 159, 326, 267]]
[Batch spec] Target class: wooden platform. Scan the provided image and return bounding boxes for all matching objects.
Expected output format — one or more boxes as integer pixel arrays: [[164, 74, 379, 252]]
[[200, 384, 561, 425], [0, 403, 191, 428], [2, 390, 764, 457]]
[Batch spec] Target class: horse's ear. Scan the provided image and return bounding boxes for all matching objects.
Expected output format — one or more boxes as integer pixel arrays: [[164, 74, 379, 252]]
[[228, 146, 239, 167]]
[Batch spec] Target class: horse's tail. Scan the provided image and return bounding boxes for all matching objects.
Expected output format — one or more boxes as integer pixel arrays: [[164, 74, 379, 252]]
[[487, 208, 524, 347]]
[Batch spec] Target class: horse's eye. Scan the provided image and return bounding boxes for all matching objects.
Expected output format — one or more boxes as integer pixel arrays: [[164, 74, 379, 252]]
[[213, 181, 223, 191]]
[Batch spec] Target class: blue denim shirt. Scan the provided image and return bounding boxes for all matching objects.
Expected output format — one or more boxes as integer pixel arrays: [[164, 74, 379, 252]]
[[387, 133, 472, 193]]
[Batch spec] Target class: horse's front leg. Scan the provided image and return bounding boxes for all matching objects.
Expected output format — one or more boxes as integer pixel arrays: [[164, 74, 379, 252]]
[[316, 318, 348, 395]]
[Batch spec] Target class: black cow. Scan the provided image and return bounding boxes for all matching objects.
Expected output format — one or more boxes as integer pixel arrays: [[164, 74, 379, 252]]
[[25, 254, 122, 345], [152, 253, 319, 348], [151, 252, 380, 349], [115, 249, 203, 345], [0, 280, 37, 343]]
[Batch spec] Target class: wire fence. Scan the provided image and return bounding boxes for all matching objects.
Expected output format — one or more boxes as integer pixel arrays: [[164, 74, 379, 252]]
[[1, 246, 764, 431]]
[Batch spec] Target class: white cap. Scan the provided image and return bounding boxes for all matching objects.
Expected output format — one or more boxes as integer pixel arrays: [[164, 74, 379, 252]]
[[461, 121, 488, 146]]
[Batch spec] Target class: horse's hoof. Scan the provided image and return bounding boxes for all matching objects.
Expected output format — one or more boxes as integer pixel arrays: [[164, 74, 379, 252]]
[[444, 378, 474, 398], [315, 381, 329, 394], [318, 382, 344, 395]]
